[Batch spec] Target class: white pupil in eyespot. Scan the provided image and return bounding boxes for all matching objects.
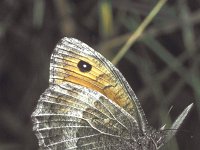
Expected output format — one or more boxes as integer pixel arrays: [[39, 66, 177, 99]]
[[77, 60, 92, 72]]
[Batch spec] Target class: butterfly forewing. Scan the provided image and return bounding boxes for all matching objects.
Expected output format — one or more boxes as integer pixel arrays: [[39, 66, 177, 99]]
[[32, 37, 193, 150], [49, 38, 148, 131]]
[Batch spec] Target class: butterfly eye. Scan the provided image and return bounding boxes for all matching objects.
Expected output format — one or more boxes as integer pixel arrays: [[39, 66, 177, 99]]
[[77, 60, 92, 72]]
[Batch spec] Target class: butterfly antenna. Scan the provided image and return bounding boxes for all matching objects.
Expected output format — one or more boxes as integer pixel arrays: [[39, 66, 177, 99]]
[[167, 103, 193, 139], [159, 105, 173, 130], [157, 103, 193, 149], [168, 105, 173, 115]]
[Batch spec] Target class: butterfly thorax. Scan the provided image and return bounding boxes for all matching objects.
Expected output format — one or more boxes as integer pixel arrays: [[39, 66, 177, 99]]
[[32, 37, 193, 150]]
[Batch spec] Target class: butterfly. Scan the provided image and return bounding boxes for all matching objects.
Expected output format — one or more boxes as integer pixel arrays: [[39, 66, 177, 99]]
[[32, 37, 193, 150]]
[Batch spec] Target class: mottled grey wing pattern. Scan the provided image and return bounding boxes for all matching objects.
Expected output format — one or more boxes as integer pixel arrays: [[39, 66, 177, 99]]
[[49, 37, 148, 132], [32, 82, 140, 150], [32, 37, 193, 150]]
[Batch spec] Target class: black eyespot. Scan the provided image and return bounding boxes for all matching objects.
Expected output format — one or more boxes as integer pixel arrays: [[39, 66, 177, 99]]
[[77, 60, 92, 72]]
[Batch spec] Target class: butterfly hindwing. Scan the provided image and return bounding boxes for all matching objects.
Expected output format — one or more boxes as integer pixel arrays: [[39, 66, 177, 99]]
[[32, 82, 141, 149], [32, 37, 193, 150]]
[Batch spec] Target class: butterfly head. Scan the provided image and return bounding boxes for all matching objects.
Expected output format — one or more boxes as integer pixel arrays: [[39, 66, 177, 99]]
[[32, 37, 193, 150]]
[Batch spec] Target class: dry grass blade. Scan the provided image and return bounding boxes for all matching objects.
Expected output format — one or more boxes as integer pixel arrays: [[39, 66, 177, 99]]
[[111, 0, 168, 65], [99, 0, 113, 38]]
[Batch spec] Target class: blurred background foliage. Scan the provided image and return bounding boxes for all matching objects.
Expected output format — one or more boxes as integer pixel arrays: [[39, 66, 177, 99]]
[[0, 0, 199, 150]]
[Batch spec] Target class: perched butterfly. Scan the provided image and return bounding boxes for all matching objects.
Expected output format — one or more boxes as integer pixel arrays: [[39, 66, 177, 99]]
[[32, 37, 193, 150]]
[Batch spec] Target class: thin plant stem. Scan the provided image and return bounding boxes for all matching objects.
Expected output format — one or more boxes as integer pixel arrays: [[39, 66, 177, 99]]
[[111, 0, 168, 65]]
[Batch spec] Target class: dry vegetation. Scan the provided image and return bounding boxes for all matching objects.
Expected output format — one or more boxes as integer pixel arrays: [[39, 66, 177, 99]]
[[0, 0, 199, 150]]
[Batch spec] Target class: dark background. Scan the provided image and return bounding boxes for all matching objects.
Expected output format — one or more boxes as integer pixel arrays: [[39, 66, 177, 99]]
[[0, 0, 199, 150]]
